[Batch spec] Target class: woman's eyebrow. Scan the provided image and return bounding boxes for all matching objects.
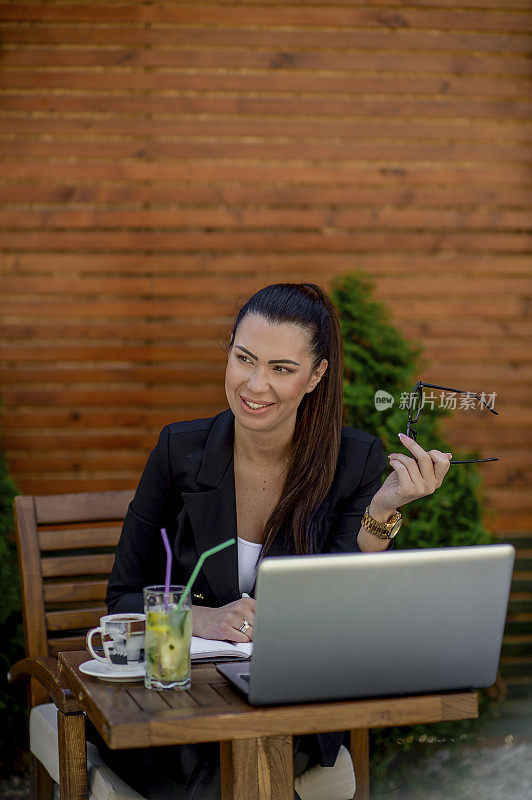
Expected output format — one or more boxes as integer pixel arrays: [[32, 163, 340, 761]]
[[234, 345, 300, 366]]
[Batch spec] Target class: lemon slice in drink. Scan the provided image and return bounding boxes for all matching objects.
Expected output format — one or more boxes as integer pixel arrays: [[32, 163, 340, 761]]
[[147, 610, 170, 634]]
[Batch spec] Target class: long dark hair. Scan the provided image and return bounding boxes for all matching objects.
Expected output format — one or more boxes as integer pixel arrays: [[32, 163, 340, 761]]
[[228, 283, 344, 556]]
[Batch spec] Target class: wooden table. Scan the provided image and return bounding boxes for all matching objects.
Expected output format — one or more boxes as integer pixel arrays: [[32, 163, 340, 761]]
[[58, 651, 478, 800]]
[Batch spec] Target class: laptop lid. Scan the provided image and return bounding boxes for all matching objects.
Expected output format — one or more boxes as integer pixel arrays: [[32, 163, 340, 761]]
[[245, 544, 515, 705]]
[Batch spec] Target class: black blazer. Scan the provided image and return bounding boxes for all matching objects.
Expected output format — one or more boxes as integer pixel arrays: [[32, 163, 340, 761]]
[[106, 407, 388, 614], [106, 408, 388, 767]]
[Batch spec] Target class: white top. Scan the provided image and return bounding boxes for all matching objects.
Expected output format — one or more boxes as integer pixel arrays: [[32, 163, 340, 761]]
[[237, 536, 262, 595]]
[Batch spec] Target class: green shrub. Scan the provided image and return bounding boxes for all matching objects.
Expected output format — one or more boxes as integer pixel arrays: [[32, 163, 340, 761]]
[[331, 272, 498, 789]]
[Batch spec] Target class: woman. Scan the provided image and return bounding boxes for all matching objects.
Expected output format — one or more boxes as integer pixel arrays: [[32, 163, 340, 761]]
[[103, 282, 452, 798]]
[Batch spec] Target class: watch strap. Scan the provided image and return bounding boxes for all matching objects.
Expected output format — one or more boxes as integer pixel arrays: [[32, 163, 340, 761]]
[[361, 506, 402, 540]]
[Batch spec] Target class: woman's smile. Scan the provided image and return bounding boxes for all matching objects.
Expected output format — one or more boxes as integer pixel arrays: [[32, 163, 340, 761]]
[[240, 395, 275, 414]]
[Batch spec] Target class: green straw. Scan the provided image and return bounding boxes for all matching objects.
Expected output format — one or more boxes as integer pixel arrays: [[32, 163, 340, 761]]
[[175, 537, 235, 612]]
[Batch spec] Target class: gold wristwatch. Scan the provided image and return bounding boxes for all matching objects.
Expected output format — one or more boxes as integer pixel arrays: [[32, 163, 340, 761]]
[[361, 506, 402, 540]]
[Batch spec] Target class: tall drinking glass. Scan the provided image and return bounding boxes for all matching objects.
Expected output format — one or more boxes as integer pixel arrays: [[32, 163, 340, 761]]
[[143, 585, 192, 690]]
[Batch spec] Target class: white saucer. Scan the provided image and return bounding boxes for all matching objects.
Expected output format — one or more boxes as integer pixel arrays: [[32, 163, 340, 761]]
[[79, 659, 145, 683]]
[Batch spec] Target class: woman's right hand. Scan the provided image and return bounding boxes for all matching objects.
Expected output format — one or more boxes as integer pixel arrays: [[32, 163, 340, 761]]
[[192, 597, 256, 642]]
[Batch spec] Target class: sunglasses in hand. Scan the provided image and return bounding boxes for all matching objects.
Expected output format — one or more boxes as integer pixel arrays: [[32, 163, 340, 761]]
[[406, 380, 499, 464]]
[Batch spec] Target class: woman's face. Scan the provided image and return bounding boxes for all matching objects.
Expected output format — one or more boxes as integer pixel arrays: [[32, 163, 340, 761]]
[[225, 314, 327, 434]]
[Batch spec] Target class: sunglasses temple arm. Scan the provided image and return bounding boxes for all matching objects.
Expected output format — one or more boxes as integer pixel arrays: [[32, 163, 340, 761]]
[[449, 458, 499, 464], [417, 383, 498, 415]]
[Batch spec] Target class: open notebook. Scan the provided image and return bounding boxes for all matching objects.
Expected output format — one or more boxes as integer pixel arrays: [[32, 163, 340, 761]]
[[191, 635, 253, 663]]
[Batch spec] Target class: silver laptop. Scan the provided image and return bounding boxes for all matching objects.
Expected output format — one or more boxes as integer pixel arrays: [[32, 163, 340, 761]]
[[217, 544, 515, 705]]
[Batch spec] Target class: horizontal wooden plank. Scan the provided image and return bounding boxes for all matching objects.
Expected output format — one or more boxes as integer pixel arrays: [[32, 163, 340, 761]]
[[481, 489, 532, 512], [1, 231, 531, 253], [489, 514, 532, 533], [16, 453, 147, 473], [46, 606, 105, 632], [1, 183, 531, 211], [3, 70, 530, 99], [1, 161, 529, 186], [209, 1, 532, 8], [0, 406, 212, 429], [3, 276, 532, 299], [0, 301, 233, 320], [20, 477, 140, 495], [0, 365, 225, 385], [40, 553, 116, 578], [3, 25, 531, 55], [1, 206, 531, 231], [2, 46, 532, 78], [3, 139, 532, 166], [398, 320, 532, 339], [2, 5, 531, 33], [417, 342, 532, 363], [44, 579, 108, 604], [2, 411, 216, 438], [423, 429, 532, 450], [35, 490, 133, 524], [0, 328, 230, 348], [1, 253, 531, 277], [39, 525, 121, 551], [0, 343, 227, 360], [2, 115, 531, 146], [2, 387, 226, 407], [2, 92, 532, 120], [160, 0, 532, 8], [48, 635, 87, 656]]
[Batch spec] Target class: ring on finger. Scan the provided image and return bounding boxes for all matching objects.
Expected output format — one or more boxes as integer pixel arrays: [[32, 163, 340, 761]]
[[238, 619, 252, 633]]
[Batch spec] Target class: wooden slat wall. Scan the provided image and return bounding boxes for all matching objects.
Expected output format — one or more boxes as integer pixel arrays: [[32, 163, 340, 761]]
[[1, 2, 531, 686]]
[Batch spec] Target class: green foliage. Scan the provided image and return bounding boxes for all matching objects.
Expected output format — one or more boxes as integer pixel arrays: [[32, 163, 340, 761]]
[[331, 272, 498, 785], [0, 423, 27, 776]]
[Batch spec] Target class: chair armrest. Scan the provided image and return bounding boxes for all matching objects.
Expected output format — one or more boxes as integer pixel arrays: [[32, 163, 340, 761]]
[[8, 656, 81, 714]]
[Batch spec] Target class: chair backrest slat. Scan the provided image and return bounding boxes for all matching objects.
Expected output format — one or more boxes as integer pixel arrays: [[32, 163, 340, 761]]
[[48, 636, 86, 657], [34, 490, 133, 524], [41, 553, 116, 579], [44, 579, 108, 604], [14, 490, 134, 707], [46, 607, 105, 633], [39, 525, 121, 551]]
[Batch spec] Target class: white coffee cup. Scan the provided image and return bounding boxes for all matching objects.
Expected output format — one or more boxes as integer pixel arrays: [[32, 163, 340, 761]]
[[86, 613, 145, 671]]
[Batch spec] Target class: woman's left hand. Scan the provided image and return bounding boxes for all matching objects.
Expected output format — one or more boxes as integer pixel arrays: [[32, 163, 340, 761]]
[[371, 433, 453, 516]]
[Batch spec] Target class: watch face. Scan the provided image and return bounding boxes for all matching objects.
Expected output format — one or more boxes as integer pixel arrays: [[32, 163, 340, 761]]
[[389, 518, 403, 538]]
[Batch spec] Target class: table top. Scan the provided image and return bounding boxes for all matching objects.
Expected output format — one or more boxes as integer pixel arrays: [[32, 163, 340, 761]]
[[58, 651, 478, 750]]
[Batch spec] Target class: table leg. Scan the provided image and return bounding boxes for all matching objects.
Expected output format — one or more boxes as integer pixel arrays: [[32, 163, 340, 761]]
[[220, 735, 294, 800], [57, 709, 88, 800], [350, 729, 370, 800]]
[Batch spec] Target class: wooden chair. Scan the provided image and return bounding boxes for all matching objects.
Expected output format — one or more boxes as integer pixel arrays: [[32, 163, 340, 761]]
[[9, 490, 136, 800], [8, 491, 365, 800]]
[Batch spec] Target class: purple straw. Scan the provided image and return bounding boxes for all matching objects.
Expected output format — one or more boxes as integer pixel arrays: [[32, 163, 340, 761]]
[[160, 528, 172, 610]]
